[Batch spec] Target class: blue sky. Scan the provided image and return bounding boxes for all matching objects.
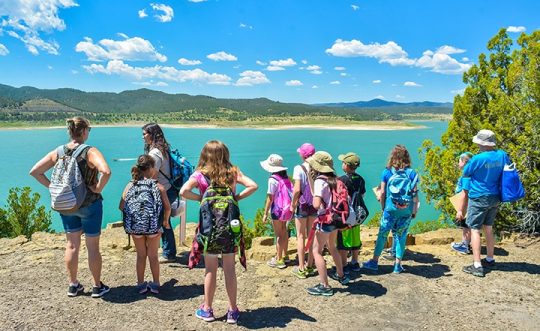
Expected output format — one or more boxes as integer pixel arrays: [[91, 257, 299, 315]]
[[0, 0, 538, 104]]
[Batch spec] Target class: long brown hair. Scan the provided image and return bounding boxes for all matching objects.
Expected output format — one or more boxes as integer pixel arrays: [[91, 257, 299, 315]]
[[142, 123, 170, 157], [67, 116, 90, 140], [196, 140, 238, 187], [386, 144, 411, 170], [131, 155, 155, 180], [309, 168, 337, 192]]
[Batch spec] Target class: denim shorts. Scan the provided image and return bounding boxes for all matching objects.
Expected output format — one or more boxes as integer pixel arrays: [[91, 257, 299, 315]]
[[60, 199, 103, 237], [295, 206, 317, 219], [466, 195, 500, 230]]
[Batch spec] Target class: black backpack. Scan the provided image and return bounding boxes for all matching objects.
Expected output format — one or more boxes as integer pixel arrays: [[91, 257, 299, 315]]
[[123, 179, 163, 235], [341, 173, 369, 224]]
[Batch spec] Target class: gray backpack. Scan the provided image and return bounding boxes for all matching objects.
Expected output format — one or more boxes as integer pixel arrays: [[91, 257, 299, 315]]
[[49, 144, 89, 212]]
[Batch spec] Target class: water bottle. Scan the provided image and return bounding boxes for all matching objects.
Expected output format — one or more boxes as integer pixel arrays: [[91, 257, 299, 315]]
[[230, 219, 241, 235]]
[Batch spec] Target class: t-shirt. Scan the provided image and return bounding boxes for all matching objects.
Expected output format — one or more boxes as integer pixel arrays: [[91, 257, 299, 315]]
[[380, 167, 419, 213], [339, 173, 366, 199], [313, 177, 332, 216], [190, 170, 238, 196], [267, 176, 279, 196], [462, 150, 507, 198], [455, 176, 471, 194], [149, 148, 171, 191], [292, 162, 311, 204]]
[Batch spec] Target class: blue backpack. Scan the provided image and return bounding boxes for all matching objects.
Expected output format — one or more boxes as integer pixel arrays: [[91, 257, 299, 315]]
[[500, 161, 525, 202], [386, 168, 418, 216], [160, 148, 194, 190]]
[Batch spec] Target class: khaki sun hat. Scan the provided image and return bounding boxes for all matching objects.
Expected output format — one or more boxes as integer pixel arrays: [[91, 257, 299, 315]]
[[338, 152, 360, 167], [307, 151, 335, 174], [260, 154, 288, 173], [472, 129, 496, 147]]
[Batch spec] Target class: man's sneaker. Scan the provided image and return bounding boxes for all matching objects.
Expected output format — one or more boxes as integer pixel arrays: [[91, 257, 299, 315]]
[[67, 283, 84, 297], [349, 262, 361, 272], [137, 281, 148, 294], [451, 242, 470, 255], [149, 281, 160, 294], [276, 258, 287, 269], [481, 258, 496, 268], [306, 283, 333, 296], [291, 266, 307, 279], [91, 282, 110, 298], [226, 308, 240, 324], [195, 304, 215, 322], [305, 266, 317, 277], [159, 256, 176, 264], [362, 259, 379, 271], [393, 263, 405, 274], [462, 264, 485, 277], [329, 272, 350, 285]]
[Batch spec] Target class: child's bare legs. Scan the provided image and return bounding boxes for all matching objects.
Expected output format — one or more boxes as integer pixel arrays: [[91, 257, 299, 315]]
[[295, 217, 307, 269], [222, 253, 238, 311], [147, 234, 161, 284], [273, 220, 288, 260], [339, 250, 348, 267], [306, 216, 316, 267], [132, 236, 147, 284], [313, 231, 330, 286], [203, 255, 219, 310], [327, 230, 344, 277], [351, 249, 359, 264]]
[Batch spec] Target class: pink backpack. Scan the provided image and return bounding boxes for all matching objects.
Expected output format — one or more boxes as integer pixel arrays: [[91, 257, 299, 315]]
[[317, 175, 352, 225], [270, 175, 293, 221]]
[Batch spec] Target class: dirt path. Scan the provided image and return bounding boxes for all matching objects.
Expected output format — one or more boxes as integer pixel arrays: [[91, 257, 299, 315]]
[[1, 230, 538, 330]]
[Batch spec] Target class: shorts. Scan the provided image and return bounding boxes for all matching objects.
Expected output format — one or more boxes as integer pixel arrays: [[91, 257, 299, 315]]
[[337, 225, 362, 250], [60, 199, 103, 237], [295, 206, 317, 219], [316, 220, 345, 233], [466, 195, 500, 230]]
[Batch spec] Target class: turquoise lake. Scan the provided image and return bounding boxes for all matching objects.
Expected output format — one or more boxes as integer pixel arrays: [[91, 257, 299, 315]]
[[0, 122, 448, 231]]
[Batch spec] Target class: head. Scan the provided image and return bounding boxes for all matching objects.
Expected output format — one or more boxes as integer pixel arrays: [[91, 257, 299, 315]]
[[142, 123, 169, 155], [131, 155, 156, 180], [308, 151, 337, 191], [472, 129, 497, 151], [338, 152, 360, 173], [260, 154, 288, 177], [67, 116, 91, 142], [386, 144, 411, 170], [197, 140, 238, 186], [458, 152, 473, 169], [296, 143, 315, 161]]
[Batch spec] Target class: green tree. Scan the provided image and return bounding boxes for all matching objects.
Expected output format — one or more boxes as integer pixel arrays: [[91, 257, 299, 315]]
[[421, 29, 540, 234], [0, 187, 53, 238]]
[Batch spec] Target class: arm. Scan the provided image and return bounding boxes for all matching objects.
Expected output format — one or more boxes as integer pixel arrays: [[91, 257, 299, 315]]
[[29, 150, 57, 188], [86, 147, 111, 193], [235, 170, 258, 201], [312, 196, 323, 210], [118, 183, 131, 210], [412, 186, 419, 219], [263, 194, 273, 223], [179, 177, 201, 201], [379, 181, 386, 211], [456, 190, 469, 220], [159, 184, 172, 229], [290, 180, 301, 213]]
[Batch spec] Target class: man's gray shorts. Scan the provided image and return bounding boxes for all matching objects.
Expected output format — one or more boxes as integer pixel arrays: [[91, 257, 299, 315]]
[[466, 195, 500, 230]]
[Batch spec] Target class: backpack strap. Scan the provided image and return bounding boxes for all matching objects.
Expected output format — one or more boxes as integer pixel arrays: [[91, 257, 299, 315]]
[[71, 144, 89, 159], [159, 149, 172, 181], [300, 164, 313, 195]]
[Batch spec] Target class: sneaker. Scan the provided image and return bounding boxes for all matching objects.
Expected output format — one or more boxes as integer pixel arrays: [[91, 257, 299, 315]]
[[159, 256, 176, 264], [305, 266, 317, 277], [195, 304, 215, 322], [91, 282, 110, 298], [462, 264, 485, 277], [362, 259, 379, 271], [67, 283, 84, 297], [148, 281, 160, 294], [276, 258, 287, 269], [267, 257, 278, 268], [481, 258, 496, 268], [226, 308, 240, 324], [382, 251, 396, 261], [137, 281, 148, 294], [451, 242, 470, 255], [349, 262, 361, 272], [329, 272, 350, 285], [306, 283, 333, 296], [291, 266, 307, 279], [342, 264, 351, 275], [393, 263, 405, 274]]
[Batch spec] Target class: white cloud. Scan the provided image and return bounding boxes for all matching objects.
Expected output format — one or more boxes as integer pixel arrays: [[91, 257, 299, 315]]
[[235, 70, 270, 86], [0, 43, 9, 56], [404, 81, 422, 87], [83, 60, 232, 85], [301, 59, 308, 64], [312, 85, 319, 89], [71, 69, 78, 74], [76, 36, 167, 62], [138, 9, 147, 18], [48, 65, 53, 70], [266, 65, 286, 71], [150, 3, 174, 22], [326, 39, 415, 66], [330, 80, 341, 85], [239, 23, 253, 29], [178, 57, 202, 65], [416, 48, 471, 74], [285, 80, 303, 86], [334, 66, 346, 71], [507, 26, 526, 33], [372, 79, 381, 84], [375, 95, 385, 99], [462, 57, 470, 62], [311, 70, 323, 75], [340, 72, 348, 77], [256, 60, 267, 66], [133, 80, 169, 87], [207, 51, 237, 61], [395, 94, 405, 99], [306, 65, 320, 71], [0, 0, 78, 55], [269, 58, 297, 67], [436, 45, 466, 55], [351, 5, 359, 11]]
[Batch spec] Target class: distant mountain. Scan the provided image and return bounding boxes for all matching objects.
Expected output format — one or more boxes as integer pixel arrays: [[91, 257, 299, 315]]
[[318, 98, 453, 109]]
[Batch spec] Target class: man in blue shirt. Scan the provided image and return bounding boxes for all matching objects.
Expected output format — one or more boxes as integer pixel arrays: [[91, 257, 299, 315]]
[[459, 129, 507, 277]]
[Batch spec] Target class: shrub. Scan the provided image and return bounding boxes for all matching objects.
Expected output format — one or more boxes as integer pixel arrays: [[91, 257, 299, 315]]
[[242, 208, 273, 249], [408, 220, 454, 235]]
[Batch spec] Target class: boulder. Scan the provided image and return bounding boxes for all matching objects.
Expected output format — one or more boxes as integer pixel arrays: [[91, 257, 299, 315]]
[[414, 228, 462, 245]]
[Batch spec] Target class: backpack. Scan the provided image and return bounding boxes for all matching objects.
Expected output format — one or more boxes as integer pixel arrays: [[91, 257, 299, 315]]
[[270, 175, 293, 221], [298, 165, 317, 215], [386, 168, 418, 216], [161, 148, 194, 190], [500, 162, 525, 202], [317, 176, 357, 227], [122, 179, 163, 235], [49, 144, 89, 212], [341, 174, 370, 224]]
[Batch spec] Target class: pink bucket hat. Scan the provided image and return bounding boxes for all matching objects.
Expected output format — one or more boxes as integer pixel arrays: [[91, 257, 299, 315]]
[[296, 143, 315, 158]]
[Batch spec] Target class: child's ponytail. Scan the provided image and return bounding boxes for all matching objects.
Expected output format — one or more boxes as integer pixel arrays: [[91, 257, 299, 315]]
[[132, 155, 155, 180]]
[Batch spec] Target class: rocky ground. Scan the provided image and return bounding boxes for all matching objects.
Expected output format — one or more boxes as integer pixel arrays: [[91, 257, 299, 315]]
[[0, 225, 539, 331]]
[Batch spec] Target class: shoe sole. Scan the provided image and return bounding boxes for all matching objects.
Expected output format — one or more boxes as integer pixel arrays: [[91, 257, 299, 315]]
[[306, 290, 334, 296], [291, 270, 307, 279], [196, 315, 215, 322], [277, 265, 287, 269], [67, 290, 83, 297], [91, 287, 110, 298], [463, 269, 485, 277], [362, 266, 378, 271]]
